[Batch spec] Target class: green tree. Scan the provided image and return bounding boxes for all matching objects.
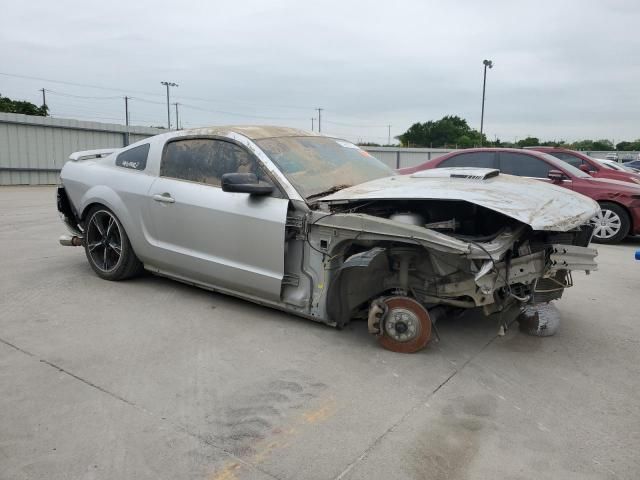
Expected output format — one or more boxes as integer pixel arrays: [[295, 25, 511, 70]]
[[539, 140, 565, 147], [0, 93, 48, 116], [591, 139, 614, 151], [571, 139, 594, 150], [397, 115, 486, 148], [516, 137, 540, 147], [616, 141, 633, 151]]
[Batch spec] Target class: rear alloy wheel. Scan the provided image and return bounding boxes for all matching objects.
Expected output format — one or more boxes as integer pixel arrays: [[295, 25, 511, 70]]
[[378, 297, 432, 353], [84, 207, 142, 281], [590, 202, 630, 244]]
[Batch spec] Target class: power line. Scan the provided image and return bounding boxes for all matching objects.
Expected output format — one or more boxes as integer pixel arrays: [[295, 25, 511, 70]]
[[174, 93, 313, 111], [129, 96, 166, 105], [0, 71, 164, 97], [46, 89, 122, 100], [0, 71, 315, 111], [1, 71, 402, 137], [324, 119, 388, 128], [179, 102, 308, 121]]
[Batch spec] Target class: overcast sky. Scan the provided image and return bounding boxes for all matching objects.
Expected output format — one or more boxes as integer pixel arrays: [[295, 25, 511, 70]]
[[1, 0, 638, 144]]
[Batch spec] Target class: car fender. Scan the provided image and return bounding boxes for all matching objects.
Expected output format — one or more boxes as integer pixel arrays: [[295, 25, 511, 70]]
[[79, 185, 141, 249]]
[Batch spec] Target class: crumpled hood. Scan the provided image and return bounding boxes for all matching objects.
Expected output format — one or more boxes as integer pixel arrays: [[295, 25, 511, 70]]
[[318, 168, 600, 231]]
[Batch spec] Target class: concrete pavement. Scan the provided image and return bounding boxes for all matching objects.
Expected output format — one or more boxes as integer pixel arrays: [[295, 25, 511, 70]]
[[1, 186, 638, 480]]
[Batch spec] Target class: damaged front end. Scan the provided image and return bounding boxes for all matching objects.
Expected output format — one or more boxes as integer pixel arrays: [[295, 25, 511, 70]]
[[301, 196, 597, 353]]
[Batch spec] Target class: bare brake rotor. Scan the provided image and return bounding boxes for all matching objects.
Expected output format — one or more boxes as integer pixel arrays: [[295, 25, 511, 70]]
[[377, 297, 432, 353]]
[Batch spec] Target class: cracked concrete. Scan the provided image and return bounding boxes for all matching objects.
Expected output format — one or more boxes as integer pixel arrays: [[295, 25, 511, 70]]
[[1, 186, 639, 480]]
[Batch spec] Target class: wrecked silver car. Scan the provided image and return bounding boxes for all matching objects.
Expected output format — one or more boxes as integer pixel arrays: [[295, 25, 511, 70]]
[[57, 126, 598, 352]]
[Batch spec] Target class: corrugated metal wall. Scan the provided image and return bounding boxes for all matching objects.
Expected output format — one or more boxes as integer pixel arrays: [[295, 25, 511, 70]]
[[0, 113, 455, 185], [7, 113, 634, 185], [0, 113, 164, 185], [363, 147, 454, 169]]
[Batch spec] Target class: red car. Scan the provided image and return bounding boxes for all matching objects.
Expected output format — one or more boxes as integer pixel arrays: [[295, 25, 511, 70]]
[[526, 147, 640, 185], [400, 148, 640, 244]]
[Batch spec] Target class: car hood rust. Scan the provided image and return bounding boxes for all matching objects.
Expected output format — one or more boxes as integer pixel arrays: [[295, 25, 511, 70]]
[[318, 168, 600, 231]]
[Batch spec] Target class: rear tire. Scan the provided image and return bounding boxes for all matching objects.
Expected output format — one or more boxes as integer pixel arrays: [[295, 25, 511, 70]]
[[591, 202, 630, 244], [83, 206, 143, 281]]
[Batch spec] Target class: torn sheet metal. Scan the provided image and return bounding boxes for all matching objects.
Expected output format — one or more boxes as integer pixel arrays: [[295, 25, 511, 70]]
[[318, 168, 600, 232]]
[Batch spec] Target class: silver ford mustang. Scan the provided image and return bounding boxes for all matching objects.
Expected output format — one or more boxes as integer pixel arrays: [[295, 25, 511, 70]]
[[57, 126, 598, 352]]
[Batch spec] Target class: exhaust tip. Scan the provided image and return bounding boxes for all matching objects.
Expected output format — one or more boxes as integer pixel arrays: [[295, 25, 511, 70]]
[[59, 235, 83, 247]]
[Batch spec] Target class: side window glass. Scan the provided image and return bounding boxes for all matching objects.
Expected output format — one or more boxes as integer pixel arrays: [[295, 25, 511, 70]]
[[499, 153, 551, 178], [439, 152, 496, 168], [115, 144, 150, 171], [160, 139, 269, 187], [550, 152, 582, 168]]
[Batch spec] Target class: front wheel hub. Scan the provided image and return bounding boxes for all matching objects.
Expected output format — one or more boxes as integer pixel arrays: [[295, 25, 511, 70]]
[[378, 297, 432, 353]]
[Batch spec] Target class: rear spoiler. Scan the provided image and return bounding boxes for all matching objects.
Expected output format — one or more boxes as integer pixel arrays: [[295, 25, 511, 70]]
[[68, 148, 120, 161]]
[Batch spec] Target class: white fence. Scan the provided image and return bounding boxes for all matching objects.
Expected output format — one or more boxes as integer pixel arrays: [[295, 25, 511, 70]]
[[1, 112, 637, 185], [0, 113, 455, 185], [0, 112, 164, 185], [362, 147, 454, 169]]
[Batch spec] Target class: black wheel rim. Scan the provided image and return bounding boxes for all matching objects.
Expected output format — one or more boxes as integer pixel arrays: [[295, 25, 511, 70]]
[[86, 210, 122, 272]]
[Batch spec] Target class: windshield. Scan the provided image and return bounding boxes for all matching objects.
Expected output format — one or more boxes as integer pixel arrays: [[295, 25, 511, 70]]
[[256, 136, 393, 198]]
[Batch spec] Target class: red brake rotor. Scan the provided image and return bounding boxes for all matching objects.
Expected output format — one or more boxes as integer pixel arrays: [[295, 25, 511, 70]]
[[378, 297, 432, 353]]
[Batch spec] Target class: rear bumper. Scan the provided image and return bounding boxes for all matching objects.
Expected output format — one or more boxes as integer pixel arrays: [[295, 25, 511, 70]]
[[56, 186, 81, 234]]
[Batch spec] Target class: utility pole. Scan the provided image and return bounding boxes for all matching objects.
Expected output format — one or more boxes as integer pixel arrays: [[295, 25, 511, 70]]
[[311, 118, 315, 131], [480, 59, 493, 145], [174, 103, 180, 130], [160, 81, 178, 129], [316, 108, 323, 133], [387, 125, 391, 145], [40, 88, 48, 115], [124, 96, 130, 146]]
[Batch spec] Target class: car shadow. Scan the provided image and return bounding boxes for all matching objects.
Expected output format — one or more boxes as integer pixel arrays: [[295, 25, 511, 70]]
[[93, 263, 519, 355], [622, 235, 640, 246]]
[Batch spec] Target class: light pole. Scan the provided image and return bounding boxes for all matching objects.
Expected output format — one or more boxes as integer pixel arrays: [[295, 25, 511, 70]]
[[40, 88, 48, 115], [173, 102, 180, 130], [480, 59, 493, 145], [161, 81, 178, 129], [124, 96, 130, 145], [316, 108, 323, 132]]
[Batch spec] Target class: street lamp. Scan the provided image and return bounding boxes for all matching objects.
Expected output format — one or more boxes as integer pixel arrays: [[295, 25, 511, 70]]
[[161, 81, 178, 129], [480, 59, 493, 144]]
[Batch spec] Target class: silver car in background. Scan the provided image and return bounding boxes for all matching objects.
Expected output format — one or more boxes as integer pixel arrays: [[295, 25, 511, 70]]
[[57, 126, 598, 352]]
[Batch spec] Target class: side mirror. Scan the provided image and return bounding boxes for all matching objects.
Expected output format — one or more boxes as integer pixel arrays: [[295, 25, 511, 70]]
[[548, 170, 565, 182], [221, 173, 274, 196], [579, 164, 596, 174]]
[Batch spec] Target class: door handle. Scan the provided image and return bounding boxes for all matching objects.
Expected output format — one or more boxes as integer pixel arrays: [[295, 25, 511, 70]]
[[152, 193, 175, 203]]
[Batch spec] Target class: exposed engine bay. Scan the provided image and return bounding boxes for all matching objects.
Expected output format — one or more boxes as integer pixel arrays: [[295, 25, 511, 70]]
[[281, 198, 597, 353]]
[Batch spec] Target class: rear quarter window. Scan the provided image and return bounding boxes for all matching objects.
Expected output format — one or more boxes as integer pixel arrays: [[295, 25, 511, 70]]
[[499, 152, 551, 178], [439, 152, 497, 169], [115, 144, 150, 171]]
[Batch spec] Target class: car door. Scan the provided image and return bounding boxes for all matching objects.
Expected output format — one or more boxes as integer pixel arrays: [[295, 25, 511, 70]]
[[146, 137, 288, 301], [497, 152, 573, 190]]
